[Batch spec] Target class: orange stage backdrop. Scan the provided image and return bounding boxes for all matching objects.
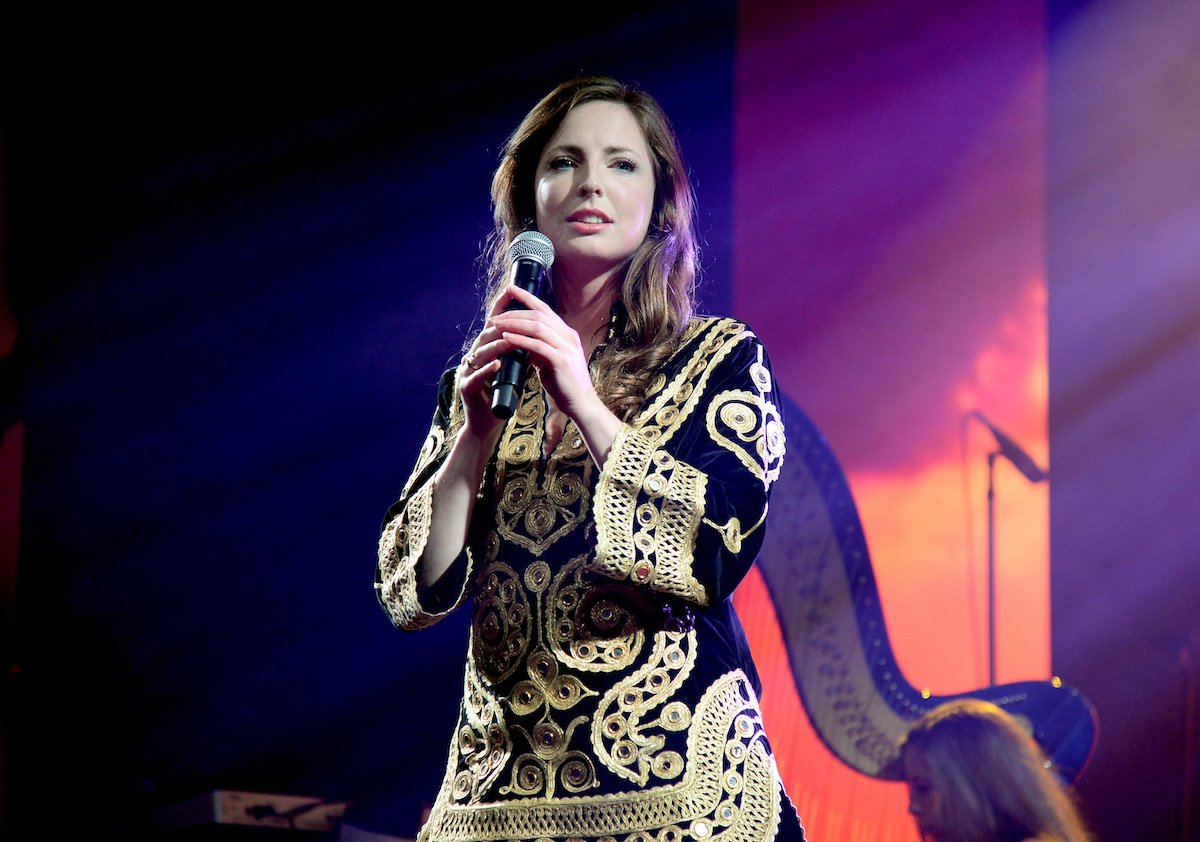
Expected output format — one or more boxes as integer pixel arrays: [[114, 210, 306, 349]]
[[731, 2, 1050, 838]]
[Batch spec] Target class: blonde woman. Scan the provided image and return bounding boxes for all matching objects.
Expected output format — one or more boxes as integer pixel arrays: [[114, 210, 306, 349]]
[[901, 698, 1093, 842]]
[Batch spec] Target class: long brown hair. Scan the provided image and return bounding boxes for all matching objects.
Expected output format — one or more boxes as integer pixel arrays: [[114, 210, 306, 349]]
[[900, 699, 1092, 842], [478, 75, 699, 421]]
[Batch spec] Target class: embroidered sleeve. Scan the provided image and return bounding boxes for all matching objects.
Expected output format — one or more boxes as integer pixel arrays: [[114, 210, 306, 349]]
[[592, 320, 786, 606], [375, 367, 473, 630]]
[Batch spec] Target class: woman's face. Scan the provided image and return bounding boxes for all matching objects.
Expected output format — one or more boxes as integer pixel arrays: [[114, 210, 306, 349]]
[[904, 745, 945, 841], [534, 100, 656, 281]]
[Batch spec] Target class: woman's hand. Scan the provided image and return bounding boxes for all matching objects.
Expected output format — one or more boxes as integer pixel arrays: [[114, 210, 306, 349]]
[[488, 284, 622, 465], [487, 284, 597, 419], [455, 346, 502, 442], [454, 289, 530, 441]]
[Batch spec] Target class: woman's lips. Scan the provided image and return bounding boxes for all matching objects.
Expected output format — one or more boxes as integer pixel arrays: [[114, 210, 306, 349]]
[[567, 210, 611, 234], [567, 209, 611, 223], [568, 220, 608, 234]]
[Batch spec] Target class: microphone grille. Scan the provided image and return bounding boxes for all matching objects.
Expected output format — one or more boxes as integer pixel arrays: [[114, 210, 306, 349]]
[[507, 230, 555, 270]]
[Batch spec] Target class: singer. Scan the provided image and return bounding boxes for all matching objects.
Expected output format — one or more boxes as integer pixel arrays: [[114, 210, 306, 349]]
[[376, 76, 805, 842]]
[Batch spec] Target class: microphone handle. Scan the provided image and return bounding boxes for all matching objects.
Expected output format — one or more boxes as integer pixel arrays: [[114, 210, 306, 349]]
[[491, 259, 548, 419]]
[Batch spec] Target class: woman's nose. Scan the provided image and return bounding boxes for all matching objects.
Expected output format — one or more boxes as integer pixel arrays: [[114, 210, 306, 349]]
[[577, 167, 602, 196]]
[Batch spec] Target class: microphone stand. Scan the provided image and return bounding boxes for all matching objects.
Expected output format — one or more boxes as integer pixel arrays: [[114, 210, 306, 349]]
[[970, 411, 1049, 686], [987, 450, 999, 687]]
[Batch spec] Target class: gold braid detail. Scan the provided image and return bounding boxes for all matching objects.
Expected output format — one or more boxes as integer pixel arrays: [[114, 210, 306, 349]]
[[419, 671, 784, 842], [594, 319, 757, 604], [494, 375, 592, 555], [377, 483, 447, 630], [592, 630, 697, 784], [448, 657, 513, 803], [702, 504, 768, 555]]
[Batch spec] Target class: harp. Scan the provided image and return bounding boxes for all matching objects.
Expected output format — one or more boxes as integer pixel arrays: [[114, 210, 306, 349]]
[[757, 392, 1098, 783]]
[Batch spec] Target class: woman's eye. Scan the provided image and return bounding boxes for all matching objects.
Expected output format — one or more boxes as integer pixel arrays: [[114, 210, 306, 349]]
[[550, 156, 577, 170], [613, 159, 638, 173]]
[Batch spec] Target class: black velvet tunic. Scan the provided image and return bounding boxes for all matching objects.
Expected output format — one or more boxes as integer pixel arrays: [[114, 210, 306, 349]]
[[377, 316, 806, 842]]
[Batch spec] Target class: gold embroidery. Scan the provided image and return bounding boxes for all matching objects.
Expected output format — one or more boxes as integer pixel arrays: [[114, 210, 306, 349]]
[[634, 319, 751, 443], [377, 386, 454, 629], [524, 560, 552, 593], [495, 376, 592, 555], [593, 630, 697, 784], [502, 620, 599, 799], [702, 505, 768, 555], [594, 426, 708, 604], [748, 354, 772, 397], [450, 658, 512, 803], [647, 372, 667, 398], [377, 483, 454, 630], [679, 316, 711, 347], [509, 648, 597, 717], [594, 319, 766, 605], [550, 556, 645, 673], [479, 556, 629, 802], [472, 562, 532, 683], [423, 670, 784, 842], [503, 715, 597, 797], [704, 344, 784, 489]]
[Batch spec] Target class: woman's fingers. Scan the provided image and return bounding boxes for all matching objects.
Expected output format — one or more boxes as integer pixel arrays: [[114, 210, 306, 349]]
[[456, 354, 504, 437], [463, 326, 518, 370], [475, 283, 599, 419], [460, 354, 500, 380], [503, 282, 552, 311], [493, 314, 557, 344]]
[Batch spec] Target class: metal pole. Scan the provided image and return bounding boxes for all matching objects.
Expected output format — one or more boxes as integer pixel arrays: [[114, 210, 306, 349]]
[[1181, 631, 1198, 842], [988, 451, 998, 687]]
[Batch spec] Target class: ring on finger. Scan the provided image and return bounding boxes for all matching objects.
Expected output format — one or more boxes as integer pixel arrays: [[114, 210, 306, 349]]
[[465, 353, 479, 370]]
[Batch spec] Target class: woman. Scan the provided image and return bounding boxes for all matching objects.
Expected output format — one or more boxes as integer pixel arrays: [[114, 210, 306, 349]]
[[376, 75, 805, 842], [900, 699, 1092, 842]]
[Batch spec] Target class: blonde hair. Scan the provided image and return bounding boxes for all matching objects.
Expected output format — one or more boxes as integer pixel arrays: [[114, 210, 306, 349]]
[[478, 75, 698, 421], [900, 699, 1092, 842]]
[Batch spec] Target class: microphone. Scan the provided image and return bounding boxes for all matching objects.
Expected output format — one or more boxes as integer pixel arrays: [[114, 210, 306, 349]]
[[491, 231, 555, 419], [970, 411, 1049, 483]]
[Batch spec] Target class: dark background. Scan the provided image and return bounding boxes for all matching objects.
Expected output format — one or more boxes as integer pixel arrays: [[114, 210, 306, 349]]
[[0, 5, 739, 838]]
